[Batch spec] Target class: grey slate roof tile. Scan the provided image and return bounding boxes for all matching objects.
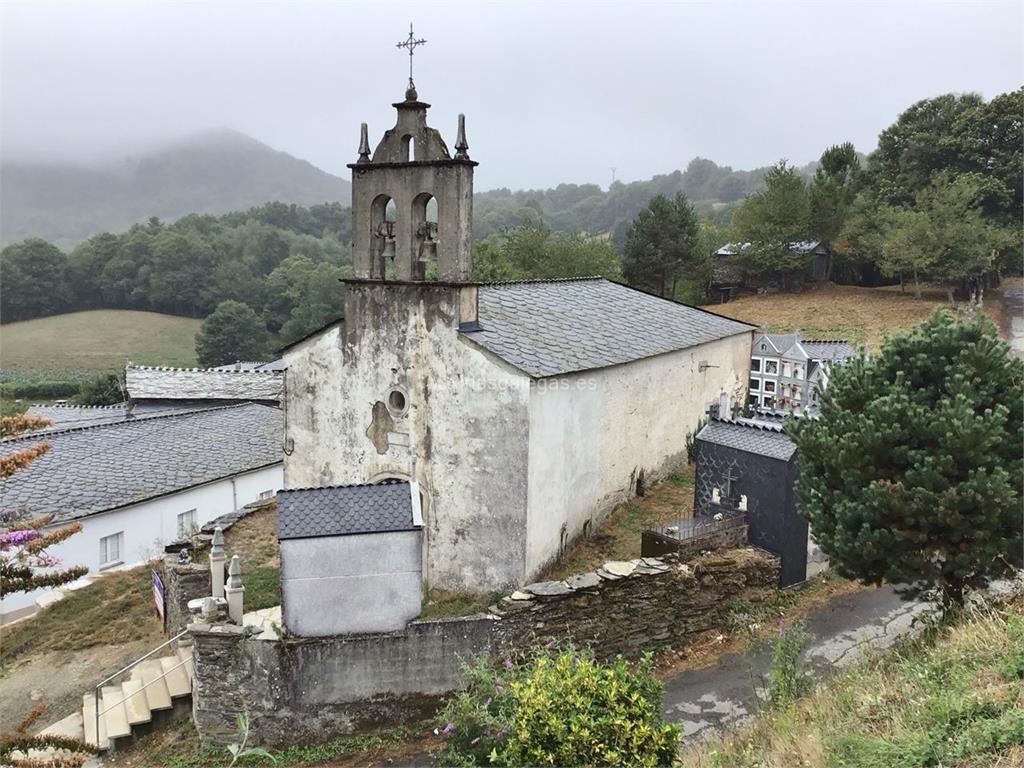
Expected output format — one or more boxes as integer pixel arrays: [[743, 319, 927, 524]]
[[1, 404, 283, 522], [277, 481, 416, 540], [801, 340, 857, 362], [463, 278, 754, 378], [697, 418, 796, 461]]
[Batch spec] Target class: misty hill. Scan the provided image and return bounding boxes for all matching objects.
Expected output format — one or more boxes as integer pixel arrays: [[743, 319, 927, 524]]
[[1, 129, 352, 246]]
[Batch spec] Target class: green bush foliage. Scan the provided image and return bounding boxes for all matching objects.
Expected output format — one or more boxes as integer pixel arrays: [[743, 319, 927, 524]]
[[437, 647, 679, 767], [764, 622, 810, 709]]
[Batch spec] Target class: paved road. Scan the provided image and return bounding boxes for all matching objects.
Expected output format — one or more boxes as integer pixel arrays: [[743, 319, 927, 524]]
[[661, 585, 932, 742], [1000, 281, 1024, 359]]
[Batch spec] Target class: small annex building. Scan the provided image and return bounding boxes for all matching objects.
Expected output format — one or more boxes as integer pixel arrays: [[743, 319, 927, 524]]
[[0, 403, 283, 622], [709, 240, 833, 303], [694, 418, 826, 586], [125, 363, 284, 411], [277, 480, 424, 636], [281, 82, 756, 595]]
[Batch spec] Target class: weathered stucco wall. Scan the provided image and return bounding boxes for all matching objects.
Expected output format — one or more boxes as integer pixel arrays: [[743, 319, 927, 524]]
[[283, 284, 532, 592], [280, 530, 422, 636], [190, 617, 495, 746], [524, 333, 752, 575]]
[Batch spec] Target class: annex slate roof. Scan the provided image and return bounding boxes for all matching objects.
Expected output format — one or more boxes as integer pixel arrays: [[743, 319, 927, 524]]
[[715, 240, 824, 256], [126, 364, 283, 402], [1, 404, 283, 522], [210, 359, 287, 372], [277, 481, 418, 540], [463, 278, 754, 378], [801, 340, 857, 362], [24, 404, 211, 435], [697, 418, 797, 462]]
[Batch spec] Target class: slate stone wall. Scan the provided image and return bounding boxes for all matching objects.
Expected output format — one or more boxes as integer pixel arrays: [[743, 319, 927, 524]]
[[159, 554, 210, 635], [639, 520, 748, 560], [491, 548, 778, 660]]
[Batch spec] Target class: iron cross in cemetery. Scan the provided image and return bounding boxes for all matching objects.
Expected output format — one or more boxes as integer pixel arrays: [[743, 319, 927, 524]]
[[397, 23, 427, 91]]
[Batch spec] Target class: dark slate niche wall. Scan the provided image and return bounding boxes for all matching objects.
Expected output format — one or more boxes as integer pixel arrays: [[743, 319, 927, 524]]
[[695, 440, 808, 587]]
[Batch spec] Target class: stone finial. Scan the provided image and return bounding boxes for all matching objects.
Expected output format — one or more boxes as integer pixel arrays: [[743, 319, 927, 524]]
[[454, 113, 470, 160], [357, 122, 371, 163], [201, 596, 218, 622], [209, 527, 227, 599], [225, 555, 245, 624]]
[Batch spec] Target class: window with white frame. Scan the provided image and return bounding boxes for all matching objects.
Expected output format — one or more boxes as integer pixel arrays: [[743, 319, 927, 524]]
[[177, 509, 197, 538], [782, 362, 792, 378], [99, 532, 123, 567], [763, 380, 776, 393], [762, 396, 776, 410], [747, 394, 759, 407], [764, 360, 779, 375], [749, 377, 760, 391], [259, 489, 275, 500], [794, 389, 803, 402], [794, 364, 804, 380], [750, 358, 762, 373]]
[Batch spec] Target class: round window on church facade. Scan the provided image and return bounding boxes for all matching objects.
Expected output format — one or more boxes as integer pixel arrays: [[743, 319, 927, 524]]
[[387, 387, 408, 416]]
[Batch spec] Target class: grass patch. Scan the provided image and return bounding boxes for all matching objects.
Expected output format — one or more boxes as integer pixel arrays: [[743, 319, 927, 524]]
[[540, 465, 696, 581], [707, 282, 1006, 351], [0, 567, 163, 666], [683, 595, 1024, 768], [0, 309, 201, 371], [420, 590, 502, 620]]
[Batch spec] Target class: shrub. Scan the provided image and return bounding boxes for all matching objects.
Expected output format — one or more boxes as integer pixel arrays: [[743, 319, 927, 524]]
[[437, 647, 679, 767], [764, 621, 810, 709]]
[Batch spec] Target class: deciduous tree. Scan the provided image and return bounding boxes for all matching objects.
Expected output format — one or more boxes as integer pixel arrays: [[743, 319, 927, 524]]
[[195, 300, 269, 367]]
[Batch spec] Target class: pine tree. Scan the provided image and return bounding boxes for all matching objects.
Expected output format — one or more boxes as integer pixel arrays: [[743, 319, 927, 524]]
[[787, 309, 1023, 610]]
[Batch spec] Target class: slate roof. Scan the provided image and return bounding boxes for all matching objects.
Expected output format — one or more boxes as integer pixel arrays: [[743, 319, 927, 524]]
[[209, 359, 287, 372], [801, 340, 857, 362], [277, 481, 417, 540], [126, 364, 283, 402], [1, 404, 283, 522], [24, 404, 209, 435], [463, 278, 754, 378], [697, 418, 796, 462], [715, 240, 823, 256]]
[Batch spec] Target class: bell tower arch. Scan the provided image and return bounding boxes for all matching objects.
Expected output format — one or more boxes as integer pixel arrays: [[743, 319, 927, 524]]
[[349, 88, 476, 282]]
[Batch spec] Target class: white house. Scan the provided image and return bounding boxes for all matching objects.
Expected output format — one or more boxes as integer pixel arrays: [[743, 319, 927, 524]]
[[280, 84, 756, 594], [748, 331, 856, 415], [0, 403, 283, 623]]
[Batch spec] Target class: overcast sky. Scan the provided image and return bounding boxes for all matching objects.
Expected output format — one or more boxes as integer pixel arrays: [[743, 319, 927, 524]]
[[2, 1, 1021, 191]]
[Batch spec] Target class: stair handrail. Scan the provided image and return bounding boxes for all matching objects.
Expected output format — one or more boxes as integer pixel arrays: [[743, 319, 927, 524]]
[[92, 628, 189, 747]]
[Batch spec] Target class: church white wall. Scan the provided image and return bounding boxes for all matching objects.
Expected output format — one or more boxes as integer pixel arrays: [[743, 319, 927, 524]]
[[0, 464, 283, 622], [283, 285, 532, 592], [280, 530, 422, 636], [524, 333, 752, 576]]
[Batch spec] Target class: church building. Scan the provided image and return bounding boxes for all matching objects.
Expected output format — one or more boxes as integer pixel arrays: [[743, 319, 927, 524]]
[[280, 77, 755, 593]]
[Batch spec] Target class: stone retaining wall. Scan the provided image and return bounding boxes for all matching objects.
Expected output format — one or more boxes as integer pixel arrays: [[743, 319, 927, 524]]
[[189, 547, 779, 746], [158, 554, 210, 635], [491, 547, 778, 659]]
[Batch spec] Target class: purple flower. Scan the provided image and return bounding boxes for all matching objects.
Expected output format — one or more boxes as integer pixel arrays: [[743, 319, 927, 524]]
[[495, 683, 505, 693], [503, 658, 513, 670], [0, 529, 41, 551], [442, 722, 455, 735]]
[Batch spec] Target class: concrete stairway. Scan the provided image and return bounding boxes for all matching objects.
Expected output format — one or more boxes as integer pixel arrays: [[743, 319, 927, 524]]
[[80, 643, 194, 751]]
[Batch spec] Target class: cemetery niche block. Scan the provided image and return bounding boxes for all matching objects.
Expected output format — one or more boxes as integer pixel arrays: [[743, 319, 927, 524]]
[[278, 480, 424, 636]]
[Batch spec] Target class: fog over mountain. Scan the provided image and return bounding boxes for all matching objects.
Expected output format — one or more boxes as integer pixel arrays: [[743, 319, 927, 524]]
[[1, 130, 351, 246], [2, 2, 1020, 194]]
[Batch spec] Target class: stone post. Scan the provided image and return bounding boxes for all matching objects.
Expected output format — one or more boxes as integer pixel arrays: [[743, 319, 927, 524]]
[[209, 527, 226, 599], [225, 555, 245, 624]]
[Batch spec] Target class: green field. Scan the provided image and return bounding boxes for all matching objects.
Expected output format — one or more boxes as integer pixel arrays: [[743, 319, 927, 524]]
[[0, 310, 202, 371]]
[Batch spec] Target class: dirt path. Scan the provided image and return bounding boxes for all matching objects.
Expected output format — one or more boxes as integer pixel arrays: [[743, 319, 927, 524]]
[[0, 638, 155, 734]]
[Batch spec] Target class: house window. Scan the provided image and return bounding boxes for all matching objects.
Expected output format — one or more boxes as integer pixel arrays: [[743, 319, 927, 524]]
[[749, 377, 760, 392], [764, 360, 779, 375], [177, 509, 197, 538], [763, 380, 776, 394], [99, 532, 123, 568], [750, 358, 761, 373], [793, 390, 803, 402], [794, 364, 804, 380], [782, 362, 792, 378], [747, 394, 759, 407], [760, 343, 767, 351], [762, 396, 776, 410], [258, 489, 275, 500]]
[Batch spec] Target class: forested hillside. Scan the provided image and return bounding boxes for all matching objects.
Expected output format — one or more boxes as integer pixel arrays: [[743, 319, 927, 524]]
[[0, 130, 352, 247]]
